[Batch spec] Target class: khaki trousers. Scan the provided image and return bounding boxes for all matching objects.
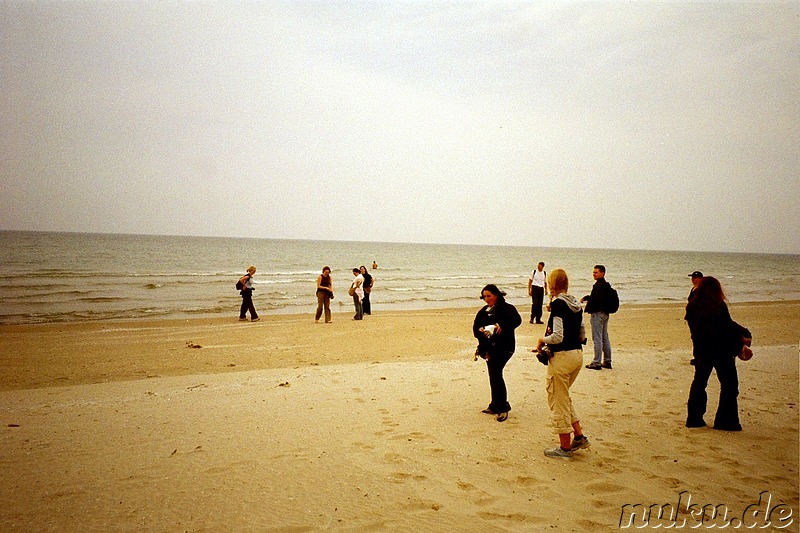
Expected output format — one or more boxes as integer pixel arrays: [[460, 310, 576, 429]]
[[546, 348, 583, 434]]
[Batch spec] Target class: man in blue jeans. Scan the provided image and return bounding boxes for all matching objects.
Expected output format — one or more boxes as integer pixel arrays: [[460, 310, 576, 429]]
[[581, 265, 612, 370]]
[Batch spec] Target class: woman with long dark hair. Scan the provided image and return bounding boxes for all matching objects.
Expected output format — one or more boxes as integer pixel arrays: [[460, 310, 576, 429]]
[[473, 284, 521, 422], [360, 265, 373, 315], [685, 276, 752, 431]]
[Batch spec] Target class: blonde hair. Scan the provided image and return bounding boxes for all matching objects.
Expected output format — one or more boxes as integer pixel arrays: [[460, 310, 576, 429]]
[[247, 265, 256, 274], [547, 268, 569, 296]]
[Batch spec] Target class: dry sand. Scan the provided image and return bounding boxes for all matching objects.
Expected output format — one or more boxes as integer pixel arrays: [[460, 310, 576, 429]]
[[1, 302, 798, 531]]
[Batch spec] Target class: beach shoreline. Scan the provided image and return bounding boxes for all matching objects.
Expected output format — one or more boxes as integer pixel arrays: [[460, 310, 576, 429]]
[[1, 301, 798, 530], [1, 301, 797, 392]]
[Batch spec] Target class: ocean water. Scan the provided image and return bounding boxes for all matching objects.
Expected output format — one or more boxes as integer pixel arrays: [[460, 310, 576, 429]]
[[1, 231, 798, 325]]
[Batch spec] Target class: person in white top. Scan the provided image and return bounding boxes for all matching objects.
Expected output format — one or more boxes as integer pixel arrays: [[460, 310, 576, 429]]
[[238, 265, 260, 322], [351, 268, 364, 320], [528, 262, 548, 324]]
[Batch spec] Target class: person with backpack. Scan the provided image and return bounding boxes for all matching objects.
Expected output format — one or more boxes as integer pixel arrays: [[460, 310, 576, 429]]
[[238, 265, 260, 322], [581, 264, 614, 370], [527, 261, 548, 324]]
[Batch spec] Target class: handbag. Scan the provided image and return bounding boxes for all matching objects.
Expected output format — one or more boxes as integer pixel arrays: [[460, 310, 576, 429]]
[[348, 285, 356, 297]]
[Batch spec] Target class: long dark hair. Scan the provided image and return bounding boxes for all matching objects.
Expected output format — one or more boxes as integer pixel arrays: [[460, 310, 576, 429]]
[[692, 276, 727, 315], [480, 284, 506, 303], [360, 265, 372, 282]]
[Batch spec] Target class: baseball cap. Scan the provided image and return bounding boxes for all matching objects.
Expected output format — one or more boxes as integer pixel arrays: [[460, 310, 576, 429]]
[[688, 271, 703, 278]]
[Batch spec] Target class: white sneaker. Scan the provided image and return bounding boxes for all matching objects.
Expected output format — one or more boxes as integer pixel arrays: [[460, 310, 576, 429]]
[[544, 447, 573, 459]]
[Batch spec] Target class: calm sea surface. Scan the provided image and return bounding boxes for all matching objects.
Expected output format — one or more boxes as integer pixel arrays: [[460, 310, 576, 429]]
[[1, 231, 798, 324]]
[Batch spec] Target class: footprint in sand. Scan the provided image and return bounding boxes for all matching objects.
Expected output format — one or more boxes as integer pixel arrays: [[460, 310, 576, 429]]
[[585, 480, 628, 510], [601, 440, 632, 460], [381, 418, 400, 428], [486, 455, 512, 467], [383, 452, 404, 465], [390, 431, 430, 441], [401, 498, 442, 511], [586, 480, 627, 494], [476, 511, 540, 525], [388, 472, 428, 484], [513, 476, 541, 487], [457, 480, 476, 492]]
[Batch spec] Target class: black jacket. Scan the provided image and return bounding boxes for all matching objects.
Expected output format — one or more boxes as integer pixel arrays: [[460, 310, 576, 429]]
[[473, 300, 522, 356], [685, 300, 749, 360], [583, 277, 610, 314]]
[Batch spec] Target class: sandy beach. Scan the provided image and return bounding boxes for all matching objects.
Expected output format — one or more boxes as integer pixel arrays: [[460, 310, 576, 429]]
[[1, 302, 798, 531]]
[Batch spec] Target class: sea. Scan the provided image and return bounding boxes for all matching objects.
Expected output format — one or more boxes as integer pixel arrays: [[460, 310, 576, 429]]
[[1, 231, 798, 325]]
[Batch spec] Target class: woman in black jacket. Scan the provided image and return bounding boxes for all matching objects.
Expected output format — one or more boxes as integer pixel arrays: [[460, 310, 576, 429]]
[[685, 276, 752, 431], [473, 284, 521, 422]]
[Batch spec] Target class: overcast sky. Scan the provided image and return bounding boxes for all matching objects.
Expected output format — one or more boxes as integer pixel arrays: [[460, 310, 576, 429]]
[[1, 1, 798, 254]]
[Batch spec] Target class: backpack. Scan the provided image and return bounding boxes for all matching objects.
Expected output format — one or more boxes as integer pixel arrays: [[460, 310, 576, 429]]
[[235, 274, 249, 291], [605, 285, 620, 314]]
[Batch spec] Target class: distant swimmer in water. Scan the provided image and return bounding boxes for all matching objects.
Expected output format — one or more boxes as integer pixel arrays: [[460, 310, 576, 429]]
[[372, 261, 378, 269]]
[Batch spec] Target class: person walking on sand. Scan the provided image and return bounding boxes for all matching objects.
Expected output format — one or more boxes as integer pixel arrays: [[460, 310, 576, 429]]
[[528, 262, 548, 324], [473, 284, 522, 422], [238, 266, 260, 322], [581, 265, 612, 370], [315, 266, 334, 323], [360, 265, 374, 315], [535, 268, 590, 458], [685, 276, 752, 431], [350, 268, 364, 320]]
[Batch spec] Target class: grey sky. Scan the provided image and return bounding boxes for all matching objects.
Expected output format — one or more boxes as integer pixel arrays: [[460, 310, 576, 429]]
[[2, 1, 798, 253]]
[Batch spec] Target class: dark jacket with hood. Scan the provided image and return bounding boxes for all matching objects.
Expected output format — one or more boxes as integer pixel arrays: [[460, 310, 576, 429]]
[[543, 294, 586, 353]]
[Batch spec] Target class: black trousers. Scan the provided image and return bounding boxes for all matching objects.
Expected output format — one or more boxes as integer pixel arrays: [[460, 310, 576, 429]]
[[531, 285, 544, 321], [687, 355, 740, 430], [486, 351, 513, 413], [240, 290, 258, 319]]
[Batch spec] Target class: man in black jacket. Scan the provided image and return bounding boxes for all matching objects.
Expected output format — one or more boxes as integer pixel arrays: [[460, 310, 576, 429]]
[[581, 265, 613, 370]]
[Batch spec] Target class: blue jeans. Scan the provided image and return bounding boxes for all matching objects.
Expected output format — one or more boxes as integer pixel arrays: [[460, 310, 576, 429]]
[[590, 312, 611, 364]]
